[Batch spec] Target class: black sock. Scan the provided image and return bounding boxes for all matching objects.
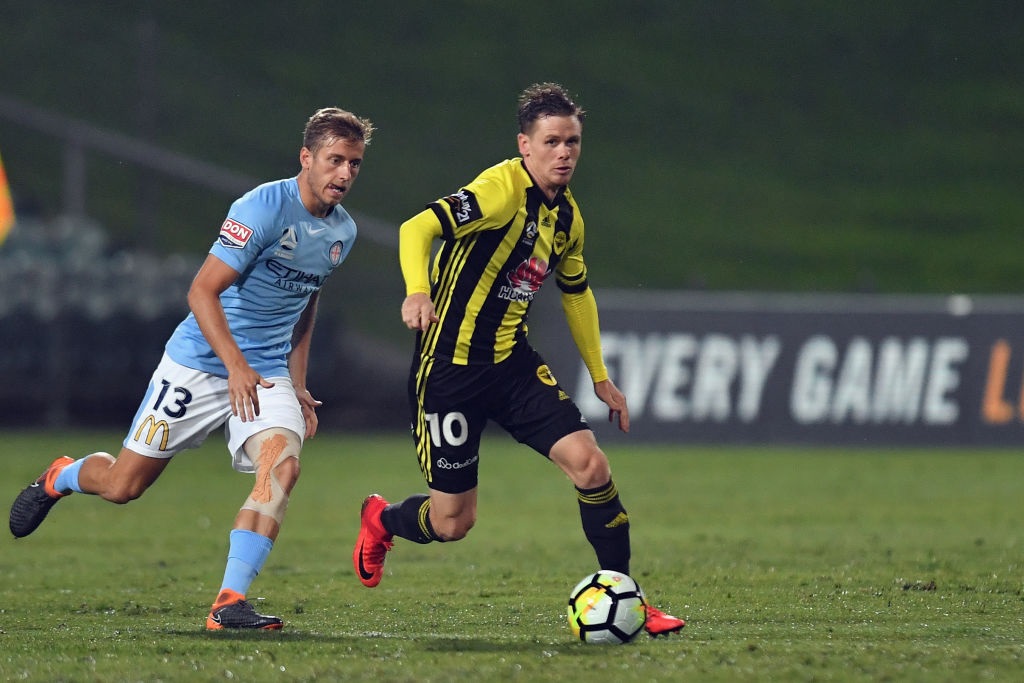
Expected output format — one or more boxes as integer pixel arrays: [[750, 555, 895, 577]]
[[577, 479, 631, 574], [381, 494, 441, 544]]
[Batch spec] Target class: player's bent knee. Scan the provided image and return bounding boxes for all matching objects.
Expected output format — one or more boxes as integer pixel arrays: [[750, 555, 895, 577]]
[[240, 428, 301, 524], [580, 456, 612, 489], [560, 448, 612, 490], [274, 451, 301, 489], [433, 516, 475, 542], [550, 432, 612, 488], [103, 482, 147, 505]]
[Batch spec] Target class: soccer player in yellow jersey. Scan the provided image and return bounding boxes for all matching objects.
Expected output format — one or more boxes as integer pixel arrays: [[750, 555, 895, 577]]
[[354, 83, 684, 636]]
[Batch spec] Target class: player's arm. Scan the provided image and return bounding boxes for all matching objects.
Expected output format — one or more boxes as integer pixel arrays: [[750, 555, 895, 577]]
[[188, 253, 273, 421], [560, 286, 630, 434], [289, 290, 323, 439], [399, 209, 442, 331]]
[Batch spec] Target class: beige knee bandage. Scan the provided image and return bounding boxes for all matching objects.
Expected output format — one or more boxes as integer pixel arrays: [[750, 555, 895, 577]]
[[240, 428, 300, 524]]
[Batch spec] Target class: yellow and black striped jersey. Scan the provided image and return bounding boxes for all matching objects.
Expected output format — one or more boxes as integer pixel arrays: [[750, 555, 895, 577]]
[[416, 158, 589, 365]]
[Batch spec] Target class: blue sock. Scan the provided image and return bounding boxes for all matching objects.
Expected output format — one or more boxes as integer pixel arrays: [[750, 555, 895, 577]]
[[219, 529, 274, 596], [54, 457, 90, 494]]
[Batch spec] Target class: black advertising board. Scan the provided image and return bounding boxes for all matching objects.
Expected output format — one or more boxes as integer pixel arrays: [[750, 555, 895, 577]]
[[530, 291, 1024, 446]]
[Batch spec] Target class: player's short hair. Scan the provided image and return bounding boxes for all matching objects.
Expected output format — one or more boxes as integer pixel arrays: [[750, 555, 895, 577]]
[[303, 107, 375, 153], [517, 83, 585, 134]]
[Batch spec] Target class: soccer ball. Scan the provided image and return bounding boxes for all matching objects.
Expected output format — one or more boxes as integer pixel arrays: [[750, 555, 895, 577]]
[[567, 570, 647, 644]]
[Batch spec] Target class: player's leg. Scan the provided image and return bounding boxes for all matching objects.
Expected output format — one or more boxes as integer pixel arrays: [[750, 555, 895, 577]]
[[8, 352, 216, 538], [548, 432, 685, 636], [9, 448, 168, 538], [354, 357, 484, 587], [207, 427, 299, 630], [353, 487, 478, 588], [69, 448, 170, 502], [548, 430, 631, 574], [382, 487, 478, 543], [500, 347, 683, 636], [490, 347, 629, 572], [207, 385, 304, 630], [355, 486, 478, 589], [235, 427, 301, 541], [61, 351, 230, 505]]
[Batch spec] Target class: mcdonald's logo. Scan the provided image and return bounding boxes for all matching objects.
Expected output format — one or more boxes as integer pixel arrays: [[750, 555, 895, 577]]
[[133, 415, 170, 451]]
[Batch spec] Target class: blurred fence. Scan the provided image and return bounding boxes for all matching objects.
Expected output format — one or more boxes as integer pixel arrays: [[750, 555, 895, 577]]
[[4, 98, 1022, 445], [0, 214, 408, 432], [6, 215, 1024, 446], [0, 96, 407, 433]]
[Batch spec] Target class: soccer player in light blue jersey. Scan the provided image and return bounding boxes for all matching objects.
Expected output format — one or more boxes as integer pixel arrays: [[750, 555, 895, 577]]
[[10, 107, 374, 630]]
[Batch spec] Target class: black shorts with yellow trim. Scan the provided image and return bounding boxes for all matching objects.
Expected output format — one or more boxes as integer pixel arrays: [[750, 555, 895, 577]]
[[407, 343, 590, 494]]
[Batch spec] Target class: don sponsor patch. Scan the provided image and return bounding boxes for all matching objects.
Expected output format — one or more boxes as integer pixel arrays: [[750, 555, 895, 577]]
[[218, 218, 254, 249]]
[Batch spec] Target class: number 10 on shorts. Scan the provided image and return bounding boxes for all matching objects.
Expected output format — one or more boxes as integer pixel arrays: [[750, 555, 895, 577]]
[[424, 412, 468, 447]]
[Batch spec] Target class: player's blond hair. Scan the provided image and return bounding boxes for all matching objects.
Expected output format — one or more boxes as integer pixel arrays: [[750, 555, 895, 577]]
[[303, 107, 374, 153]]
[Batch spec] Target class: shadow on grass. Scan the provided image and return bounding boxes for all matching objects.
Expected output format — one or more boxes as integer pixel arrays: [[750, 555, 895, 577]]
[[164, 628, 600, 654], [164, 629, 362, 643]]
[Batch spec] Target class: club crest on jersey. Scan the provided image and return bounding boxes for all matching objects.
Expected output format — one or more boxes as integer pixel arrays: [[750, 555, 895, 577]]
[[499, 256, 550, 302], [553, 230, 568, 255], [536, 364, 557, 386], [441, 189, 482, 227], [329, 240, 344, 265], [218, 218, 253, 249]]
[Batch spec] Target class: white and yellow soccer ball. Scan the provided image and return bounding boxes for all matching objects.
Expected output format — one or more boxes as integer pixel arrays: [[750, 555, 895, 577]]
[[567, 569, 647, 644]]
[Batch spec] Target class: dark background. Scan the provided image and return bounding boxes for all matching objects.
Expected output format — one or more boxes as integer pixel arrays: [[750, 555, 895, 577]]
[[3, 1, 1022, 293], [1, 2, 1022, 432]]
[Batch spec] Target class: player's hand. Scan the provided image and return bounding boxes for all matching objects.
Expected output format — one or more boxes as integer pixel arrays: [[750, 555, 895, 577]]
[[228, 366, 275, 422], [594, 379, 630, 433], [296, 387, 322, 439], [402, 292, 440, 331]]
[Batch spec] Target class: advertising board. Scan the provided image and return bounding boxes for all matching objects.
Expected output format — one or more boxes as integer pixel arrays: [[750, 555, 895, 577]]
[[531, 291, 1024, 446]]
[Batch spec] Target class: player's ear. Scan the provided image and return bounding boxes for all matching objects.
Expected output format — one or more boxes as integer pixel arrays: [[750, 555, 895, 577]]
[[299, 146, 313, 169], [516, 133, 530, 157]]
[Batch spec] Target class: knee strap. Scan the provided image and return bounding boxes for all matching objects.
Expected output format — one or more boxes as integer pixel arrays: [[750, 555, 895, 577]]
[[240, 428, 300, 524]]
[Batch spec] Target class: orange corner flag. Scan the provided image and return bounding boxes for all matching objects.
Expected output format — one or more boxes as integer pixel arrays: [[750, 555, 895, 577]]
[[0, 150, 15, 246]]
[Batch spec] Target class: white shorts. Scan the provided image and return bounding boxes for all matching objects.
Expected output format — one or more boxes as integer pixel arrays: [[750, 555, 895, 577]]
[[123, 353, 305, 473]]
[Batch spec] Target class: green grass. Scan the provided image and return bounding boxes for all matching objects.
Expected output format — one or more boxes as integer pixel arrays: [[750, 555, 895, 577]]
[[1, 431, 1022, 682]]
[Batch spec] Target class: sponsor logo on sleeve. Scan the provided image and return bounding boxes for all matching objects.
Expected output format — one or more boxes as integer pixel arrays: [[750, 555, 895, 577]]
[[218, 218, 253, 249], [441, 189, 483, 227]]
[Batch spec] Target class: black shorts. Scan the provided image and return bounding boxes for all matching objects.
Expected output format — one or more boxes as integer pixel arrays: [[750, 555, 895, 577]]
[[407, 343, 590, 494]]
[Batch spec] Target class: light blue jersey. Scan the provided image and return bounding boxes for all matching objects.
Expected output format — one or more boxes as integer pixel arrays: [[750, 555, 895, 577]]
[[165, 177, 356, 378]]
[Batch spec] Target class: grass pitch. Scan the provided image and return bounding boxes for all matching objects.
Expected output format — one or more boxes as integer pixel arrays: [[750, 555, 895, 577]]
[[1, 430, 1022, 682]]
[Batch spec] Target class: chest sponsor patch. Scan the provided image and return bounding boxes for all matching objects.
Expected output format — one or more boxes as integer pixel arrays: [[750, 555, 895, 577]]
[[499, 256, 550, 302], [218, 218, 253, 249]]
